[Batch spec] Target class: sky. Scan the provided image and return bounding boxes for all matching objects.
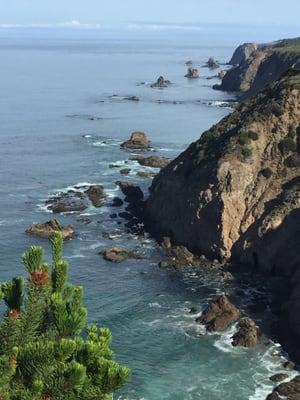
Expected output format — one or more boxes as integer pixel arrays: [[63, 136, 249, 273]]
[[0, 0, 299, 28]]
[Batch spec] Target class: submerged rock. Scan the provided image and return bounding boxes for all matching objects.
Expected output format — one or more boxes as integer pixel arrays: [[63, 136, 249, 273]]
[[100, 247, 142, 263], [132, 155, 170, 169], [185, 60, 193, 66], [196, 294, 241, 332], [185, 67, 199, 79], [26, 219, 75, 240], [231, 318, 260, 347], [150, 76, 171, 88], [124, 95, 140, 101], [121, 131, 150, 150]]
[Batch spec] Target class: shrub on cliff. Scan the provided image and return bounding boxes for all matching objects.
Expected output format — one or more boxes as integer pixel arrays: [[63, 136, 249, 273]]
[[279, 137, 297, 154], [0, 232, 130, 399]]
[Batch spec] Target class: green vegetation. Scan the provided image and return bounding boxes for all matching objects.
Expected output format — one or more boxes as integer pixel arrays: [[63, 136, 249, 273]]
[[279, 137, 297, 155], [260, 167, 273, 178], [238, 130, 258, 145], [0, 232, 130, 400], [241, 147, 252, 160]]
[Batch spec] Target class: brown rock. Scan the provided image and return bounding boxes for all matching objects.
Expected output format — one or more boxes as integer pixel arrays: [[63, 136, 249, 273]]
[[270, 374, 289, 383], [26, 220, 75, 240], [267, 376, 300, 400], [120, 168, 131, 175], [121, 131, 150, 150], [100, 247, 142, 263], [222, 271, 234, 281], [231, 318, 260, 347], [185, 67, 199, 79], [133, 155, 170, 169], [136, 171, 157, 178], [46, 191, 89, 213], [196, 294, 241, 332], [85, 185, 106, 207]]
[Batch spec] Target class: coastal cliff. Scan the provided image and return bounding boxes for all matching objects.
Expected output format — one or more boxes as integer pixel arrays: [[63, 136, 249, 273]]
[[215, 38, 300, 97], [146, 69, 300, 359]]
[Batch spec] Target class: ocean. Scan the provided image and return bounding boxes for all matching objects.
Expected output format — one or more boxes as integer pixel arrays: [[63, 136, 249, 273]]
[[0, 26, 297, 399]]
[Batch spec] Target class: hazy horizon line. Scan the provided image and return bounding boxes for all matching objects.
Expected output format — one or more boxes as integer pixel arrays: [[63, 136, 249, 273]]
[[0, 20, 299, 31]]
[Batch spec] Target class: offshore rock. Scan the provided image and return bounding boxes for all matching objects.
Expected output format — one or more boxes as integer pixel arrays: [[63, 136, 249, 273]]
[[26, 219, 75, 240], [121, 131, 150, 150], [196, 294, 241, 332]]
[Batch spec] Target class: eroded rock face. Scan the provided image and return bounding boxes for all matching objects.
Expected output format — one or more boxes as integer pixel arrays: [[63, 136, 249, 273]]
[[146, 70, 300, 261], [146, 70, 300, 360], [121, 132, 150, 150], [26, 220, 75, 240], [196, 294, 241, 332], [231, 318, 260, 347], [215, 38, 300, 96], [229, 43, 259, 66], [185, 67, 199, 79]]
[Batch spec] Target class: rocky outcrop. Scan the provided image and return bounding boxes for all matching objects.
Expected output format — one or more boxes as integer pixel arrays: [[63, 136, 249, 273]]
[[205, 57, 220, 69], [145, 70, 300, 359], [231, 318, 260, 347], [46, 185, 106, 213], [185, 67, 199, 79], [150, 76, 171, 88], [266, 375, 300, 400], [196, 294, 241, 332], [100, 247, 142, 263], [215, 38, 300, 96], [146, 70, 300, 260], [26, 220, 75, 240], [132, 155, 170, 169], [85, 185, 106, 207], [121, 131, 150, 150]]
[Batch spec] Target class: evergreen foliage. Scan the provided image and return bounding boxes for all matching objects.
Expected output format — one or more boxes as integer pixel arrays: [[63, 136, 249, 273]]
[[0, 232, 130, 400]]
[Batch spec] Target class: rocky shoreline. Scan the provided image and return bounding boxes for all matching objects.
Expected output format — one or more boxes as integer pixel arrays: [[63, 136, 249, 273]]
[[26, 39, 300, 399]]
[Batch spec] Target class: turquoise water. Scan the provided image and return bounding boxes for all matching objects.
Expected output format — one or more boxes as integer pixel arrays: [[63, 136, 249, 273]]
[[0, 28, 296, 399]]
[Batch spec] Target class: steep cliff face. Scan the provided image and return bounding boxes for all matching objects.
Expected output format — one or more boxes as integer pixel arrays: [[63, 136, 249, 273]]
[[146, 70, 300, 262], [229, 42, 259, 66], [146, 69, 300, 359], [215, 38, 300, 97]]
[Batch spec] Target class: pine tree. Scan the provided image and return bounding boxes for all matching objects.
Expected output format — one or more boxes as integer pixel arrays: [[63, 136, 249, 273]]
[[0, 231, 130, 400]]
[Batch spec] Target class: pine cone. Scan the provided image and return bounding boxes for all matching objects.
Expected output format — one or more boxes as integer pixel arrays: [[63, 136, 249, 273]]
[[30, 270, 50, 286]]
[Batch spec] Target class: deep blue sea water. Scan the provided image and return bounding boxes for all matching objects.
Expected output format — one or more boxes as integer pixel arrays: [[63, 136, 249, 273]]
[[0, 27, 297, 399]]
